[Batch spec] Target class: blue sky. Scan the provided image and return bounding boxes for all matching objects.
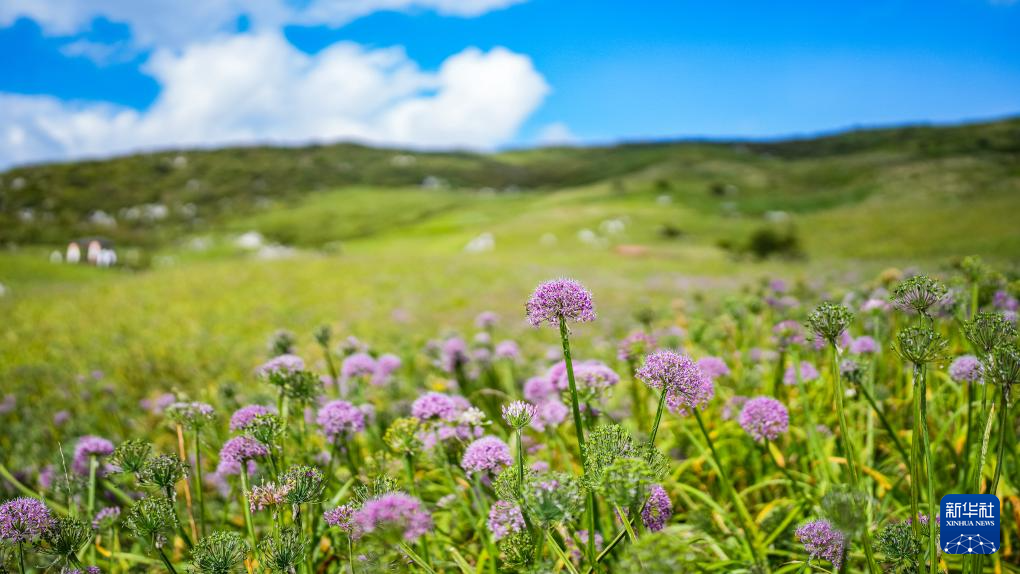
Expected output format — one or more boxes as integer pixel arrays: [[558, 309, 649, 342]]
[[1, 0, 1018, 167]]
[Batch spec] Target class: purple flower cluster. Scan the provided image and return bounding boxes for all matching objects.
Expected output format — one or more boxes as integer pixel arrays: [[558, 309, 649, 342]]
[[640, 484, 673, 532], [475, 311, 500, 330], [526, 279, 596, 327], [494, 340, 521, 361], [323, 504, 356, 533], [317, 400, 366, 441], [636, 350, 713, 415], [783, 362, 820, 385], [217, 436, 269, 476], [411, 392, 458, 421], [341, 353, 377, 381], [738, 397, 789, 442], [501, 401, 538, 429], [555, 360, 619, 393], [523, 376, 556, 403], [696, 356, 731, 381], [530, 399, 569, 432], [461, 436, 513, 476], [353, 493, 432, 542], [0, 497, 54, 542], [229, 405, 273, 431], [440, 337, 470, 374], [256, 354, 305, 377], [372, 354, 402, 386], [72, 435, 115, 475], [617, 331, 657, 362], [795, 519, 846, 570], [949, 355, 984, 384], [487, 500, 525, 540], [772, 320, 806, 350], [850, 336, 878, 355], [92, 507, 121, 530]]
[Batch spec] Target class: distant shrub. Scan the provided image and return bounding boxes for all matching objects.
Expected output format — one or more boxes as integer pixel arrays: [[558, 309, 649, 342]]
[[746, 225, 803, 260], [658, 224, 685, 239]]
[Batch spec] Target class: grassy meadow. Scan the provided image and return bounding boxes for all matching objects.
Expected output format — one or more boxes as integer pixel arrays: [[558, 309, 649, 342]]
[[0, 118, 1019, 573]]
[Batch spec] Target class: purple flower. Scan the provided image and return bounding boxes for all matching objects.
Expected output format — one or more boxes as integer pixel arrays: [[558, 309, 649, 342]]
[[441, 338, 470, 373], [0, 497, 54, 543], [738, 397, 789, 442], [495, 340, 521, 361], [372, 354, 402, 386], [140, 393, 176, 414], [529, 399, 569, 431], [993, 290, 1018, 312], [949, 355, 984, 384], [696, 357, 731, 381], [341, 353, 376, 381], [92, 507, 121, 530], [411, 392, 458, 421], [641, 485, 673, 532], [772, 320, 806, 350], [850, 336, 878, 355], [323, 504, 356, 533], [860, 297, 891, 314], [217, 436, 269, 475], [53, 410, 71, 426], [525, 279, 596, 327], [476, 311, 500, 330], [72, 435, 115, 475], [783, 362, 820, 385], [617, 331, 657, 362], [487, 501, 525, 541], [0, 394, 15, 414], [256, 354, 305, 377], [461, 436, 513, 476], [229, 405, 272, 432], [523, 376, 557, 403], [796, 519, 846, 569], [501, 401, 538, 429], [555, 360, 619, 393], [317, 400, 366, 441], [636, 350, 713, 415], [353, 493, 432, 542]]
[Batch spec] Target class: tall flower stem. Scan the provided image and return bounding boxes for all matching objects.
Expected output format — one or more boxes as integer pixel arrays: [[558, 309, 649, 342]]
[[238, 467, 257, 549], [831, 346, 878, 574], [558, 316, 587, 460], [156, 547, 178, 574], [17, 541, 26, 574], [989, 389, 1009, 494], [692, 409, 767, 571], [192, 431, 205, 538], [174, 424, 198, 541], [87, 455, 98, 563], [917, 368, 937, 574], [515, 429, 525, 488], [628, 361, 644, 423], [557, 315, 598, 569], [648, 387, 668, 445]]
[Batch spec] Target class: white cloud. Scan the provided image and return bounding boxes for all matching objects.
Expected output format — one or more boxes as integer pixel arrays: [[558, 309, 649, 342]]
[[0, 33, 548, 167], [0, 0, 525, 50], [536, 122, 577, 146]]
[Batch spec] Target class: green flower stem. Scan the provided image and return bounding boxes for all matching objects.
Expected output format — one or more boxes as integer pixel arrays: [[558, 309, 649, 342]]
[[238, 466, 257, 550], [547, 531, 581, 574], [918, 368, 936, 574], [192, 431, 205, 538], [87, 455, 98, 563], [515, 429, 525, 490], [831, 345, 878, 574], [156, 547, 178, 574], [989, 389, 1009, 495], [648, 386, 668, 445], [558, 316, 587, 463], [692, 409, 767, 572], [909, 366, 922, 543], [17, 541, 26, 574], [855, 375, 911, 471]]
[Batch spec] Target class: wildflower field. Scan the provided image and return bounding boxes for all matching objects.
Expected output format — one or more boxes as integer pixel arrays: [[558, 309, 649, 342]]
[[1, 120, 1020, 573]]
